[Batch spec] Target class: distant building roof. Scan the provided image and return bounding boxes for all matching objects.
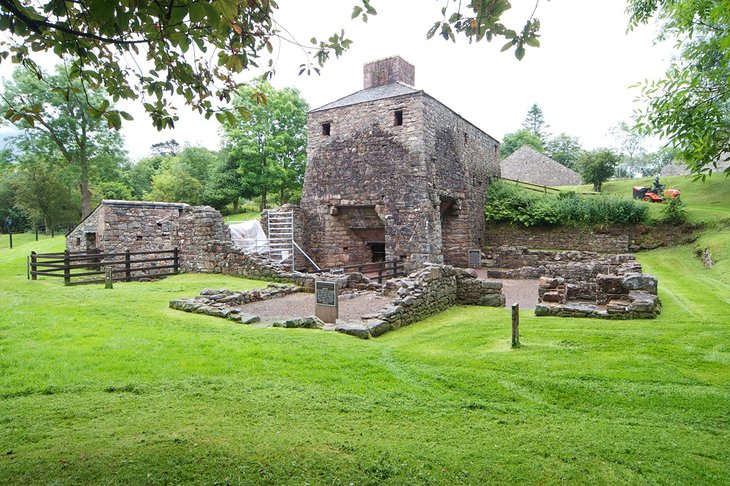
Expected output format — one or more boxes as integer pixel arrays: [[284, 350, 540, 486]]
[[310, 82, 420, 112], [501, 145, 582, 186], [661, 153, 730, 177]]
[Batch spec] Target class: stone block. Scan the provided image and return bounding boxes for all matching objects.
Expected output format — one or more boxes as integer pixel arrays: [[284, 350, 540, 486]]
[[334, 323, 371, 339], [478, 293, 505, 307], [622, 274, 658, 294], [366, 319, 390, 337]]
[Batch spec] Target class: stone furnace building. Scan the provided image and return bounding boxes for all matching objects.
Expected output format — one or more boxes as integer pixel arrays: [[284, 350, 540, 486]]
[[301, 56, 500, 271], [501, 145, 582, 186]]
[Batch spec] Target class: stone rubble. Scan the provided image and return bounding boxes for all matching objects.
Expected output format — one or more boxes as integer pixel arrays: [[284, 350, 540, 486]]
[[169, 264, 506, 339]]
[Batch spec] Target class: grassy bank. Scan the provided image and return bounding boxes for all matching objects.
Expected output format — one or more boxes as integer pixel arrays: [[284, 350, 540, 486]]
[[1, 232, 728, 483]]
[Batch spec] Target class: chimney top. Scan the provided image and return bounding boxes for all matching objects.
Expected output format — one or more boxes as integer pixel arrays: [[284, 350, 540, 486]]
[[363, 56, 415, 89]]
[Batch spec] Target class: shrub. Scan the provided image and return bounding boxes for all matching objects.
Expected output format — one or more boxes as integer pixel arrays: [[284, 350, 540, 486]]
[[484, 180, 648, 227], [662, 197, 687, 223]]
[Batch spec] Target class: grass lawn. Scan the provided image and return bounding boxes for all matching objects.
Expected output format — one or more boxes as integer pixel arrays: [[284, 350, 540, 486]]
[[568, 175, 730, 225], [1, 228, 729, 483], [224, 211, 262, 224]]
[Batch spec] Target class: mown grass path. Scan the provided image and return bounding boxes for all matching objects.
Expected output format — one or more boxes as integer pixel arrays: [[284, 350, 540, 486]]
[[1, 236, 728, 484]]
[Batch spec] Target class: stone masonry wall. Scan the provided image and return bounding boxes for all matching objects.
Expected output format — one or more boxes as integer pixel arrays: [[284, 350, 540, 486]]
[[67, 200, 186, 254], [484, 223, 635, 253], [303, 90, 499, 273]]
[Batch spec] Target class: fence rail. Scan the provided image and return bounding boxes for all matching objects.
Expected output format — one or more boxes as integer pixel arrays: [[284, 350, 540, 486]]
[[498, 177, 599, 196], [313, 260, 403, 284], [29, 248, 179, 286]]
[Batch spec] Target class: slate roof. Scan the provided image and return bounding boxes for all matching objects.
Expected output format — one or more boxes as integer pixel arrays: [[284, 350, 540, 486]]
[[501, 145, 582, 186], [310, 82, 420, 112], [661, 153, 730, 176]]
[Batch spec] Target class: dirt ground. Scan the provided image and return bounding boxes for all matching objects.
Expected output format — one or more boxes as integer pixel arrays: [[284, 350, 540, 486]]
[[235, 275, 540, 325], [474, 270, 540, 310], [235, 291, 393, 325]]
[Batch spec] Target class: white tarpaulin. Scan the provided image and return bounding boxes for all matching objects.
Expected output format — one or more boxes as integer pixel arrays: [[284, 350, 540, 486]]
[[229, 220, 270, 254]]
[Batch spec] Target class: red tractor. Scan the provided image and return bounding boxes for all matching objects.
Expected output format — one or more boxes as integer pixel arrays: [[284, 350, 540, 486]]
[[632, 179, 681, 203]]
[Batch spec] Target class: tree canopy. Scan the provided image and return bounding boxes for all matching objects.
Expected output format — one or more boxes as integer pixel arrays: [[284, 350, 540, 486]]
[[521, 103, 550, 143], [1, 66, 126, 217], [577, 149, 620, 192], [0, 0, 543, 130], [500, 129, 545, 159], [221, 81, 309, 210], [628, 0, 730, 177]]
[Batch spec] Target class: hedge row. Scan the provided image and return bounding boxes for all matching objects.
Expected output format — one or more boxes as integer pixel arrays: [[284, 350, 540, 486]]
[[484, 181, 648, 227]]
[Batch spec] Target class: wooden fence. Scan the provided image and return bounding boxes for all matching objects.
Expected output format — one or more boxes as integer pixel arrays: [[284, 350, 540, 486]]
[[499, 177, 599, 196], [314, 260, 402, 284], [29, 248, 179, 286]]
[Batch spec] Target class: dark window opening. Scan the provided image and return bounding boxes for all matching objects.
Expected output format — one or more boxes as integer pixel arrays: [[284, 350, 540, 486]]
[[369, 242, 386, 262], [394, 110, 403, 126], [322, 122, 331, 136], [136, 235, 143, 241], [464, 132, 468, 145]]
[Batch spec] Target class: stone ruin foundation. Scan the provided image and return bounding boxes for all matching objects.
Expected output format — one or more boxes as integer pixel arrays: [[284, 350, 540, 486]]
[[484, 246, 661, 319], [169, 264, 506, 339]]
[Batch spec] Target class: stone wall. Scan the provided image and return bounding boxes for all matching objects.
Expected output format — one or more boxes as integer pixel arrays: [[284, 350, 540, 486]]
[[67, 200, 187, 254], [485, 247, 640, 288], [337, 265, 505, 338], [484, 223, 635, 253], [303, 71, 500, 272], [536, 274, 660, 319]]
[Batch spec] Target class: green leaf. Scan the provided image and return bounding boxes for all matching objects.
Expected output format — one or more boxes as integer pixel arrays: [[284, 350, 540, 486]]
[[351, 6, 362, 19]]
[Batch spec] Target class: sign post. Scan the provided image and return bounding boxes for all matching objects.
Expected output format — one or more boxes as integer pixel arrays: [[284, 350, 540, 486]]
[[5, 217, 13, 249], [315, 280, 338, 324]]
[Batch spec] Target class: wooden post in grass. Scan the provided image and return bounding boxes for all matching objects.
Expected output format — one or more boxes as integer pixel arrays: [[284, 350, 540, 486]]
[[63, 250, 70, 286], [511, 303, 520, 348], [31, 251, 37, 280]]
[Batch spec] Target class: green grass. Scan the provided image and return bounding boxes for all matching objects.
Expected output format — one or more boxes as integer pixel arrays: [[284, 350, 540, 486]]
[[569, 175, 730, 225], [1, 234, 729, 483], [223, 211, 261, 224]]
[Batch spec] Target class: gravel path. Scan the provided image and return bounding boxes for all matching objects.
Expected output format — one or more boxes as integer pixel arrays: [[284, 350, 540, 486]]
[[475, 270, 540, 309], [235, 291, 393, 325]]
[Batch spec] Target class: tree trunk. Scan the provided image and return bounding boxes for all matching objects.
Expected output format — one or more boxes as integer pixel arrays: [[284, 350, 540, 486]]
[[232, 198, 239, 213], [79, 125, 92, 218], [260, 187, 267, 211]]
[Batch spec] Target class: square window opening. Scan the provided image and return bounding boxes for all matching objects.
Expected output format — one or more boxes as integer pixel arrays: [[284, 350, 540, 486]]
[[322, 122, 331, 136]]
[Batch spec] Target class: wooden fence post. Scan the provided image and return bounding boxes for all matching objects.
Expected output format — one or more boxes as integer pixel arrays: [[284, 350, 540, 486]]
[[30, 251, 36, 280], [104, 267, 114, 289], [173, 247, 179, 274], [511, 303, 520, 348], [63, 250, 71, 286], [125, 250, 131, 281]]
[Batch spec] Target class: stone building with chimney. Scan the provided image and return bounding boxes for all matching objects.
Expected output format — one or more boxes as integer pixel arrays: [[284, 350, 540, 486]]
[[300, 56, 501, 271]]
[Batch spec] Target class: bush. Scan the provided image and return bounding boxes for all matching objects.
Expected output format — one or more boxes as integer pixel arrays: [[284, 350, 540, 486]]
[[484, 180, 648, 227], [662, 197, 687, 223]]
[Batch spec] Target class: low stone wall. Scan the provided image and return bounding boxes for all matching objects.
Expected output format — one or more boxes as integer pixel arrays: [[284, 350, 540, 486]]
[[484, 223, 635, 253], [336, 265, 505, 339], [169, 264, 506, 339], [169, 284, 301, 323], [486, 247, 641, 290], [536, 273, 660, 319]]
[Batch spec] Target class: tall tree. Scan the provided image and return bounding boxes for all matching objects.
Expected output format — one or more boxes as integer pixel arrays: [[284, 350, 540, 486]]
[[145, 147, 217, 205], [521, 103, 550, 143], [628, 0, 730, 177], [205, 151, 245, 212], [500, 129, 545, 159], [150, 140, 181, 157], [545, 133, 583, 170], [221, 82, 309, 210], [610, 122, 647, 178], [1, 66, 126, 218], [12, 155, 78, 231], [577, 149, 620, 192], [0, 2, 542, 129]]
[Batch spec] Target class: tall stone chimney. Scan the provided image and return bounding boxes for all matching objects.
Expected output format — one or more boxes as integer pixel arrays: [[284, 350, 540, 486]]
[[363, 56, 415, 89]]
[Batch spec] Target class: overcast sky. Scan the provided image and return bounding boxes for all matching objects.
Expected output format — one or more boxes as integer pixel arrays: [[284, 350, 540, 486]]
[[0, 0, 675, 160]]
